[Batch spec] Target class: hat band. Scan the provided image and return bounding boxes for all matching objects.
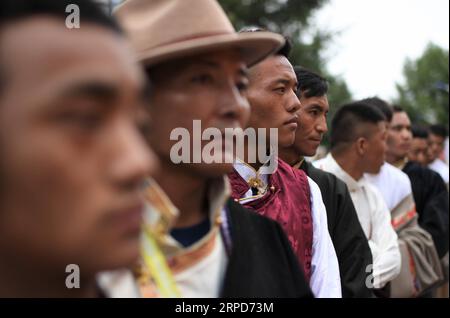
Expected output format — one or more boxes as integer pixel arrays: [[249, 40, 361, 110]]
[[151, 31, 234, 50]]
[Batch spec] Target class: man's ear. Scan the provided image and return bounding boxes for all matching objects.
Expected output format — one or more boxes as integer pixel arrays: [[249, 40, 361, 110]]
[[355, 137, 366, 156]]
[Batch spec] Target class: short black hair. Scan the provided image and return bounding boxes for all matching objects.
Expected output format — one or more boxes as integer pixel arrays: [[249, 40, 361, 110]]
[[330, 101, 386, 150], [411, 125, 429, 139], [429, 124, 448, 138], [392, 105, 405, 113], [276, 36, 292, 58], [238, 26, 291, 58], [294, 66, 328, 98], [360, 97, 393, 122]]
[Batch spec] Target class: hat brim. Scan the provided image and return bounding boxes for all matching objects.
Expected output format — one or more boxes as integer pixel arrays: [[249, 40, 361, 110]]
[[138, 32, 285, 68]]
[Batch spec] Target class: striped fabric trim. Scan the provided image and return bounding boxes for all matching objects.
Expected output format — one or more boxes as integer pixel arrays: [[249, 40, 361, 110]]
[[391, 194, 417, 231]]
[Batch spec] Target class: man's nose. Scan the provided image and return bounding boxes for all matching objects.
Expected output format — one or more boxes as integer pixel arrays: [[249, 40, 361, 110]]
[[286, 91, 301, 113], [218, 82, 250, 125], [108, 120, 158, 190], [317, 116, 328, 134], [402, 129, 412, 140]]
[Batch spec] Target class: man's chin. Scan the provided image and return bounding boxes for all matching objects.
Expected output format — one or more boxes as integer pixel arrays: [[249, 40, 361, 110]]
[[280, 136, 296, 149], [92, 243, 141, 273], [303, 147, 318, 158]]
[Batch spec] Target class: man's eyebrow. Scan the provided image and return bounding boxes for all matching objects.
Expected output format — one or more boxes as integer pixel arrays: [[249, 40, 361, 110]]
[[392, 124, 408, 128], [183, 59, 220, 71], [191, 62, 249, 79], [167, 59, 220, 76], [58, 81, 119, 101], [305, 103, 323, 109], [271, 78, 297, 86]]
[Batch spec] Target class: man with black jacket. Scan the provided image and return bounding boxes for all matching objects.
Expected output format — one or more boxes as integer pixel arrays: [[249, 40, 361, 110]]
[[113, 0, 313, 298]]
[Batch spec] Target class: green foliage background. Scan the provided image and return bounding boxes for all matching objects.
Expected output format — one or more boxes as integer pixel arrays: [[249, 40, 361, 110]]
[[220, 1, 448, 129], [394, 43, 449, 126]]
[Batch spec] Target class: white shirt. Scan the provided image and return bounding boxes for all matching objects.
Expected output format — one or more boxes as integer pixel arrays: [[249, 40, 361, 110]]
[[314, 154, 401, 289], [365, 162, 414, 211], [97, 270, 141, 298], [171, 232, 227, 297], [233, 159, 342, 298], [428, 158, 449, 184]]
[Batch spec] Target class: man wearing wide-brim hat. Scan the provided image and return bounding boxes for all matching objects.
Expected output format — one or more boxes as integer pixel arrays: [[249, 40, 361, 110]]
[[113, 0, 314, 297]]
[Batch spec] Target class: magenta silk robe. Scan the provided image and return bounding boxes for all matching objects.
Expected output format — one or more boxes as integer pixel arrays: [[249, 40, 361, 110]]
[[228, 158, 313, 281]]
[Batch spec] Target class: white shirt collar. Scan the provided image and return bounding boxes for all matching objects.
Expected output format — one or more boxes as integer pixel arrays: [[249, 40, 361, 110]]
[[233, 149, 277, 185], [319, 153, 366, 192]]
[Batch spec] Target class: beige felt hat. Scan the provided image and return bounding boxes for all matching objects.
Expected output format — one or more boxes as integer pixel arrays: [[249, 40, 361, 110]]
[[114, 0, 285, 67]]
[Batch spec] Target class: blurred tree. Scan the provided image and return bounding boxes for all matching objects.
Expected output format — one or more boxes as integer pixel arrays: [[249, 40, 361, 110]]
[[221, 0, 325, 67], [394, 43, 449, 125], [219, 0, 352, 110]]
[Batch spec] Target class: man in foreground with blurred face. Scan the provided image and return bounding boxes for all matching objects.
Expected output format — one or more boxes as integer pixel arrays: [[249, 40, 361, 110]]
[[116, 0, 313, 297], [0, 0, 156, 297]]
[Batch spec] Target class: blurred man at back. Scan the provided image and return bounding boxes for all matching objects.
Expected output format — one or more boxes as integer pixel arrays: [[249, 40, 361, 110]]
[[364, 98, 444, 297]]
